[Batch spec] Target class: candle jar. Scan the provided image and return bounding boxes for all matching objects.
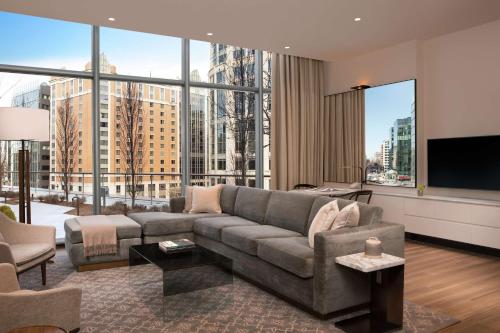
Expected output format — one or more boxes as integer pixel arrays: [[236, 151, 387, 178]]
[[365, 237, 382, 258]]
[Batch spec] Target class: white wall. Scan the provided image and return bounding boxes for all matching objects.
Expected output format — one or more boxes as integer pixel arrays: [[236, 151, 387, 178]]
[[325, 19, 500, 202], [324, 40, 418, 94]]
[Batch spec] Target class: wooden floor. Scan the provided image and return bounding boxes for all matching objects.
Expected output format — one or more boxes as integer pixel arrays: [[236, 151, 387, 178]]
[[405, 240, 500, 332]]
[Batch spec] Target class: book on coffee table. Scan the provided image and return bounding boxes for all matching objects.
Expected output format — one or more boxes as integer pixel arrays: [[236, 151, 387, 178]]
[[159, 239, 195, 253]]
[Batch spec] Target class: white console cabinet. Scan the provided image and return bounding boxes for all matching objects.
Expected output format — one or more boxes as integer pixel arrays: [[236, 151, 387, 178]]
[[371, 193, 500, 249]]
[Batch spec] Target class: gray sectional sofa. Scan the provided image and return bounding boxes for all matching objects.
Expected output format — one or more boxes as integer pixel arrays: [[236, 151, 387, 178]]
[[127, 185, 405, 317]]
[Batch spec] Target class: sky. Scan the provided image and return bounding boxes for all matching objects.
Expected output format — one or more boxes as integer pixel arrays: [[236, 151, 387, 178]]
[[0, 10, 216, 106], [365, 80, 415, 159]]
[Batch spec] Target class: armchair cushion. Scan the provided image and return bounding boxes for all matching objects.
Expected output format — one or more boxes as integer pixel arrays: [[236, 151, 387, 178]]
[[10, 243, 53, 266], [0, 231, 4, 242]]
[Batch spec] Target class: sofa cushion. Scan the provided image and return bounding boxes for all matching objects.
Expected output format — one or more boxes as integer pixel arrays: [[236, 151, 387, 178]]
[[265, 191, 316, 235], [233, 187, 272, 223], [10, 243, 53, 266], [257, 237, 314, 278], [194, 216, 259, 241], [65, 215, 142, 244], [220, 185, 240, 215], [221, 225, 301, 256], [307, 197, 383, 233], [128, 212, 227, 236]]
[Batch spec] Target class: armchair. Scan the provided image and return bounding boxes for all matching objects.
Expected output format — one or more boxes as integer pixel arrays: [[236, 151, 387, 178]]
[[0, 212, 56, 285], [0, 263, 82, 333]]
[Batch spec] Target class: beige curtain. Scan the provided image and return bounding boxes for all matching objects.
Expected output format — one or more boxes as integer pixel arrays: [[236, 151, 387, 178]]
[[271, 54, 324, 190], [323, 90, 365, 183]]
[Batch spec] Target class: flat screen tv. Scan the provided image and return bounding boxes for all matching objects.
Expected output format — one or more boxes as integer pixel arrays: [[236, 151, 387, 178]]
[[428, 135, 500, 190]]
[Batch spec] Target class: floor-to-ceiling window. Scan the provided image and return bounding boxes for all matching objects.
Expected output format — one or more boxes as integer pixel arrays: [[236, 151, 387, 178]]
[[0, 11, 272, 222]]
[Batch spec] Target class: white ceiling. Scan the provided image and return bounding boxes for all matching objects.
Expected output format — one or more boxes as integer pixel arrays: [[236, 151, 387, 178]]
[[1, 0, 500, 61]]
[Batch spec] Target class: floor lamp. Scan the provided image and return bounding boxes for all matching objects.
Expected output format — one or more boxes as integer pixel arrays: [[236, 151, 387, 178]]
[[0, 107, 50, 223]]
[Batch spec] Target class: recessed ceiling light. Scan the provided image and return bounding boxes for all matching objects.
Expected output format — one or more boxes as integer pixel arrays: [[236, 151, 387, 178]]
[[284, 46, 291, 49], [354, 17, 361, 22], [207, 32, 213, 36], [108, 17, 116, 22]]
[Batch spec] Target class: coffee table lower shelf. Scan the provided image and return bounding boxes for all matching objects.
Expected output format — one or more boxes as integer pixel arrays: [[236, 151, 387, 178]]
[[129, 243, 233, 296]]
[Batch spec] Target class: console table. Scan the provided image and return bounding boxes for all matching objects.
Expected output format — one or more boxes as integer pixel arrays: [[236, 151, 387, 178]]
[[334, 253, 405, 333]]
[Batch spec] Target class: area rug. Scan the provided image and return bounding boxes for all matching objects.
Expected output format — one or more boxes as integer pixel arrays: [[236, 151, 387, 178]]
[[19, 250, 459, 333]]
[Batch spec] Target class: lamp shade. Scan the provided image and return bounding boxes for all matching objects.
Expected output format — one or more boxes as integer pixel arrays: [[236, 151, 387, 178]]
[[0, 107, 50, 141]]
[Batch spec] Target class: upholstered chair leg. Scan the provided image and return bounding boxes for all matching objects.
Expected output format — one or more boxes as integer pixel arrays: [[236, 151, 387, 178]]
[[41, 262, 47, 285]]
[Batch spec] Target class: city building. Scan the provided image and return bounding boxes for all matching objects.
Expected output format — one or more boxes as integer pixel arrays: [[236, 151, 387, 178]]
[[189, 70, 209, 186], [206, 44, 271, 188], [390, 116, 414, 179], [8, 81, 51, 189], [381, 139, 390, 171], [49, 54, 181, 199]]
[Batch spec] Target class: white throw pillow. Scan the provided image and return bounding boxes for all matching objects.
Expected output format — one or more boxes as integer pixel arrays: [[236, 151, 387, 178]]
[[183, 186, 194, 213], [331, 202, 360, 231], [190, 185, 222, 214], [308, 200, 340, 248]]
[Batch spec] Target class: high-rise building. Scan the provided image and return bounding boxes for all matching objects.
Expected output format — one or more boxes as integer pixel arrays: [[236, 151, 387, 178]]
[[381, 139, 391, 171], [390, 116, 413, 177], [49, 54, 181, 199], [206, 44, 271, 187], [8, 81, 51, 189], [190, 70, 209, 186]]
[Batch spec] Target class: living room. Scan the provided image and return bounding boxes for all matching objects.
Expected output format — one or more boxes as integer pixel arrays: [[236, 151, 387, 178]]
[[0, 1, 499, 332]]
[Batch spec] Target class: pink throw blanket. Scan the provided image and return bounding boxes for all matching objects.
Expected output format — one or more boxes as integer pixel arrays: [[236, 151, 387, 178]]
[[77, 215, 117, 257]]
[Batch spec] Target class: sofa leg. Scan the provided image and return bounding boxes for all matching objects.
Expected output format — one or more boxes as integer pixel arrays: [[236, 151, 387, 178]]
[[41, 262, 47, 285]]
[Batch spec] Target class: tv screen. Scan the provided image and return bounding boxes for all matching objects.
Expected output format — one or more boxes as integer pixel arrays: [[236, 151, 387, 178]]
[[428, 135, 500, 190]]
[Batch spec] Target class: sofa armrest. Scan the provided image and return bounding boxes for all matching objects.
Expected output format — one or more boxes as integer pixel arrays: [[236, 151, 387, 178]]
[[0, 243, 16, 268], [169, 197, 186, 213], [312, 222, 405, 315], [0, 286, 82, 333], [2, 223, 56, 251], [0, 263, 20, 293]]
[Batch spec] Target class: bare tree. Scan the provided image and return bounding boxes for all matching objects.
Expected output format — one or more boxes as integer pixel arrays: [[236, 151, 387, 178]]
[[208, 47, 255, 186], [118, 82, 145, 207], [262, 52, 272, 147], [208, 48, 273, 186], [56, 95, 78, 202], [0, 144, 7, 192]]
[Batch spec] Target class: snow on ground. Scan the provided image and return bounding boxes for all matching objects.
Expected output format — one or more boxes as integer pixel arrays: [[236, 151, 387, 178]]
[[4, 202, 75, 242]]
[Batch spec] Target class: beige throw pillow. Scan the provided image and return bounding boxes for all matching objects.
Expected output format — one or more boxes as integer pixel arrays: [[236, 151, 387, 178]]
[[331, 202, 360, 231], [308, 200, 339, 248], [183, 186, 194, 213], [190, 185, 222, 214]]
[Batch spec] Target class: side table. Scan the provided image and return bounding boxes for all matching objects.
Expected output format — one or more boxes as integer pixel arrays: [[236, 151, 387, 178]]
[[334, 252, 405, 333]]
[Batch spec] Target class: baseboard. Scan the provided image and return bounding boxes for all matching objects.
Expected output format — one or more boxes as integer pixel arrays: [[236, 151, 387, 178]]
[[77, 260, 129, 272], [405, 232, 500, 257]]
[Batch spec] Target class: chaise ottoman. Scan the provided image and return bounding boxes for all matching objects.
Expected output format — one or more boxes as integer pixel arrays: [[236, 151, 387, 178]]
[[127, 211, 228, 244], [64, 215, 142, 271]]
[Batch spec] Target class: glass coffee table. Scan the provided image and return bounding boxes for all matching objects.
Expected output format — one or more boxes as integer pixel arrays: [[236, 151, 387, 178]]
[[129, 243, 233, 296]]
